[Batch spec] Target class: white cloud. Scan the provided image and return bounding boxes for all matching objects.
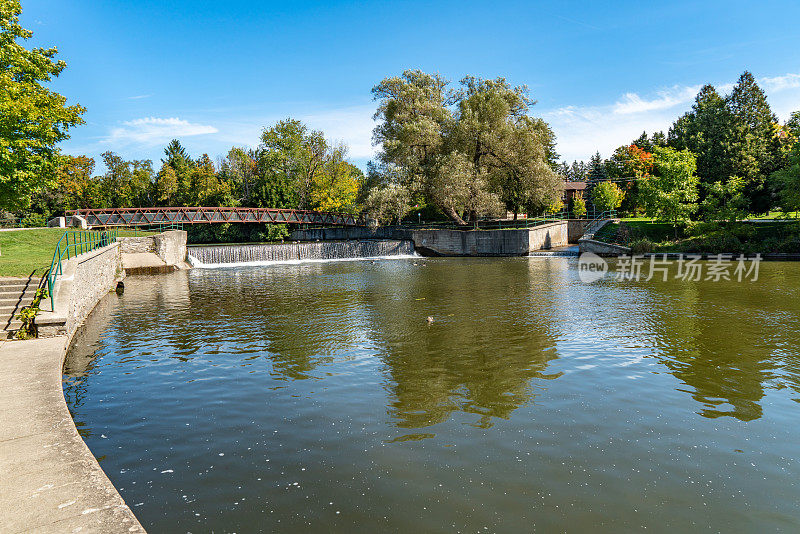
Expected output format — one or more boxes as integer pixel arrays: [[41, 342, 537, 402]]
[[300, 105, 376, 159], [212, 104, 377, 161], [107, 117, 218, 146], [546, 71, 800, 163], [613, 85, 700, 115], [761, 73, 800, 92]]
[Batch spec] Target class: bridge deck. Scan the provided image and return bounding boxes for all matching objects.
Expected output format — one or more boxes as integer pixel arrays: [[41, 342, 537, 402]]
[[67, 207, 364, 227]]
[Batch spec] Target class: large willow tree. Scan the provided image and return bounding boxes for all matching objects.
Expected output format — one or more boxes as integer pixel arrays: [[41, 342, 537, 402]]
[[0, 0, 85, 211], [370, 70, 561, 225]]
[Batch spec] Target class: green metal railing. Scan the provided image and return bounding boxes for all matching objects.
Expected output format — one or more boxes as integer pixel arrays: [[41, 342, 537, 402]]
[[46, 229, 118, 310]]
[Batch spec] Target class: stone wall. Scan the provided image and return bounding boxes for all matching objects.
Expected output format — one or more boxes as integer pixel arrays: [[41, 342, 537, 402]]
[[119, 236, 155, 254], [153, 230, 188, 265], [118, 230, 187, 265], [567, 219, 591, 242], [36, 243, 124, 337]]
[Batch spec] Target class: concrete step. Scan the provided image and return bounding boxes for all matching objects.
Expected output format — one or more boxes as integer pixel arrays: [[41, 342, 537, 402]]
[[0, 304, 29, 313], [0, 287, 38, 297], [3, 320, 23, 331], [0, 278, 41, 287], [0, 286, 40, 297], [0, 296, 35, 305]]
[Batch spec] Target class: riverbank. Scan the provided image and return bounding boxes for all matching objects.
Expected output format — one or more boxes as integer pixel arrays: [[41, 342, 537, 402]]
[[0, 230, 190, 531], [593, 219, 800, 255], [0, 336, 145, 533]]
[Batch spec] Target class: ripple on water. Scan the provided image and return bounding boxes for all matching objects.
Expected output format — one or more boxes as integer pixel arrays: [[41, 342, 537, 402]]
[[63, 258, 800, 533]]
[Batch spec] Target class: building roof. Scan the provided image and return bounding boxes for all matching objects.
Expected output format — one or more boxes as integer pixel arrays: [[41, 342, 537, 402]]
[[563, 181, 588, 190]]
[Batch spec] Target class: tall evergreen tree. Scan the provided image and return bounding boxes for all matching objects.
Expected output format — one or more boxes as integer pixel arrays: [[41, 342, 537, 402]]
[[668, 85, 736, 191], [725, 71, 780, 212], [586, 152, 607, 186]]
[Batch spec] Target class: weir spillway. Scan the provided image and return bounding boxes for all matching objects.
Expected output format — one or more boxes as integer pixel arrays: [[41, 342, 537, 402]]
[[187, 239, 416, 266]]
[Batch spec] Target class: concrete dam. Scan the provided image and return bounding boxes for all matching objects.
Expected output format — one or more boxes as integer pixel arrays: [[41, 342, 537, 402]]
[[187, 239, 416, 266]]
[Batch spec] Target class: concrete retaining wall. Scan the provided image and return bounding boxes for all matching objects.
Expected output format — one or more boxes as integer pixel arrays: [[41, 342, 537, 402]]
[[409, 222, 568, 256], [36, 243, 124, 337], [290, 221, 573, 256], [578, 238, 631, 256]]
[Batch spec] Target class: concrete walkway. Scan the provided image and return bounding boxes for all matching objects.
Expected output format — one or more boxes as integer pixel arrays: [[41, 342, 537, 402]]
[[0, 337, 144, 533]]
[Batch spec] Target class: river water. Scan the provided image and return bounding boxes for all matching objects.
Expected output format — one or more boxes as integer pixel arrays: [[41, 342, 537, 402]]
[[63, 257, 800, 532]]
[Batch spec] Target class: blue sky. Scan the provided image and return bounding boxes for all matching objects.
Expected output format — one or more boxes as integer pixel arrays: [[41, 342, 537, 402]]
[[20, 0, 800, 170]]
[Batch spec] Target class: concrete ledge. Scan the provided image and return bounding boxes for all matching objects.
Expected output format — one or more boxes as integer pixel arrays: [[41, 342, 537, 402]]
[[578, 238, 632, 256], [0, 336, 145, 533]]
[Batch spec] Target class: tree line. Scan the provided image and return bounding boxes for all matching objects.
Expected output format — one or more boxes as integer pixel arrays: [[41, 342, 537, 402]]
[[558, 72, 800, 226], [5, 0, 800, 233], [21, 119, 364, 227]]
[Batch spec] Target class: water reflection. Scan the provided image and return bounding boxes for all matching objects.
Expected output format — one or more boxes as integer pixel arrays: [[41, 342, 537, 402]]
[[363, 259, 563, 429], [61, 258, 800, 533], [605, 262, 800, 422]]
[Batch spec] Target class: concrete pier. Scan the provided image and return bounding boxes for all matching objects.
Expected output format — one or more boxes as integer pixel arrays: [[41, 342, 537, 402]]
[[0, 337, 144, 533]]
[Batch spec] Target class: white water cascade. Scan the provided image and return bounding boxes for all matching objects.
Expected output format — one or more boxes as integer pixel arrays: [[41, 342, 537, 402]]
[[187, 239, 416, 267]]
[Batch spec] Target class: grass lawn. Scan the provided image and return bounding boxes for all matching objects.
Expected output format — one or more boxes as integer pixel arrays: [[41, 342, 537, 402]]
[[0, 228, 65, 278], [0, 227, 159, 278], [747, 211, 800, 220]]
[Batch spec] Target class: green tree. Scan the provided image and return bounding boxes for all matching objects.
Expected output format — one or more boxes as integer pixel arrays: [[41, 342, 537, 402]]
[[260, 119, 326, 209], [640, 147, 699, 232], [309, 144, 362, 213], [668, 85, 736, 189], [591, 181, 624, 212], [454, 76, 558, 220], [586, 152, 607, 189], [187, 154, 233, 206], [769, 144, 800, 215], [701, 176, 748, 223], [99, 152, 154, 207], [725, 72, 780, 213], [786, 111, 800, 141], [154, 164, 179, 205], [571, 196, 586, 218], [0, 0, 85, 210], [219, 147, 258, 205], [372, 70, 462, 222], [365, 183, 412, 224], [372, 70, 562, 224]]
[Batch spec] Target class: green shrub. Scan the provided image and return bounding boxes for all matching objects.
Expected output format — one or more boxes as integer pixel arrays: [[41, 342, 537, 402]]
[[729, 223, 756, 241], [259, 224, 289, 242], [630, 238, 654, 254], [684, 220, 719, 237], [701, 232, 742, 254], [21, 212, 47, 228], [762, 237, 782, 253], [779, 237, 800, 253]]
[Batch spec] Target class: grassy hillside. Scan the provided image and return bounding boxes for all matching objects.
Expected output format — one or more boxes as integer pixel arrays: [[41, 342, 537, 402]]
[[0, 229, 65, 278], [0, 228, 158, 278]]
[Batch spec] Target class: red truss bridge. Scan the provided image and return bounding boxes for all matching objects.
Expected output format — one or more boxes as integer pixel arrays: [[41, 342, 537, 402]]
[[67, 207, 365, 227]]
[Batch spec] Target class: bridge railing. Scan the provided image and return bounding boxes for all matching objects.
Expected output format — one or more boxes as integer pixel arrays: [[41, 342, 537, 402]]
[[66, 207, 365, 228]]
